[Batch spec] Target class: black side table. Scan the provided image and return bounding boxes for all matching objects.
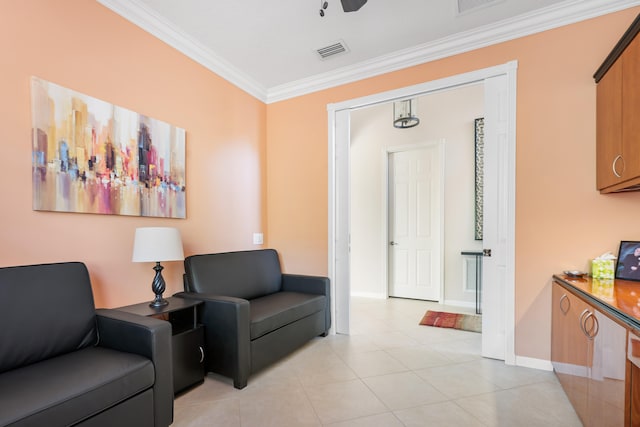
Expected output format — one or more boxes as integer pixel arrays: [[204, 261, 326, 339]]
[[117, 297, 205, 394]]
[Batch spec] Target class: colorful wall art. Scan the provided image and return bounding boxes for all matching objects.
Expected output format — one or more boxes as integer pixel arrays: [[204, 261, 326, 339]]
[[31, 77, 186, 218]]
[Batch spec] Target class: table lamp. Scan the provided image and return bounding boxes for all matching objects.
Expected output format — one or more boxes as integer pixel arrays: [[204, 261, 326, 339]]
[[132, 227, 184, 307]]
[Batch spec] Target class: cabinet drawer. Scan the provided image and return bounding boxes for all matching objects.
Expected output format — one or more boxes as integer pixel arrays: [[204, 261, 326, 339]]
[[172, 325, 204, 394]]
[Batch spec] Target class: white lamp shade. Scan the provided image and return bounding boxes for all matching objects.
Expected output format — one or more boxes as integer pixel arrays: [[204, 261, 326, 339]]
[[132, 227, 184, 262]]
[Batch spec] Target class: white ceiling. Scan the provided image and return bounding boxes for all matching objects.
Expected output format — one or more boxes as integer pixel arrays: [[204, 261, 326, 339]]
[[97, 0, 640, 103]]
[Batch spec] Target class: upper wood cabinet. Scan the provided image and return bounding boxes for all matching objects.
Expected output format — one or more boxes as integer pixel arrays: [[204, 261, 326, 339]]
[[596, 57, 622, 190], [595, 14, 640, 193]]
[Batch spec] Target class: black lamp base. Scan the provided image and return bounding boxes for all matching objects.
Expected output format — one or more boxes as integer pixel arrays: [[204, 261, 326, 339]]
[[149, 296, 169, 308], [149, 261, 169, 308]]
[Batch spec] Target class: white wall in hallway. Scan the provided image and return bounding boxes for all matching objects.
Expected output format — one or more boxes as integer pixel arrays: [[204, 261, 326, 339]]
[[350, 83, 484, 305]]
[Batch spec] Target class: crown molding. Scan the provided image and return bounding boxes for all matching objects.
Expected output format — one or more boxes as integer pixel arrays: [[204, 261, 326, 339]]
[[266, 0, 640, 103], [96, 0, 268, 102], [97, 0, 640, 104]]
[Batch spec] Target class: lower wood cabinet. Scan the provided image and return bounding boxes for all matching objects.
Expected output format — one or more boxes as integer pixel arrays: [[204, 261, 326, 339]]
[[551, 283, 590, 415], [629, 332, 640, 426], [552, 281, 627, 426], [589, 309, 627, 426]]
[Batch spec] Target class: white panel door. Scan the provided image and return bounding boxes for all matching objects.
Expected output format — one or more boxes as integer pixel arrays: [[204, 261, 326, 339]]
[[482, 74, 511, 360], [333, 108, 350, 334], [388, 145, 442, 301]]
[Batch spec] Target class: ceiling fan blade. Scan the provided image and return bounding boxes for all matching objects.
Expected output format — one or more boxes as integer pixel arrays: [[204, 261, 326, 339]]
[[341, 0, 368, 12]]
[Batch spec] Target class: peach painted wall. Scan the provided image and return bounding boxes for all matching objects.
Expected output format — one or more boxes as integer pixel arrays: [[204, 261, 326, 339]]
[[4, 0, 640, 362], [266, 8, 640, 361], [0, 0, 267, 308]]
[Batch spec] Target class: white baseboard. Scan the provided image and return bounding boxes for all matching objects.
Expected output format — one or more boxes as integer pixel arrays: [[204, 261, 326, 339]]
[[442, 299, 475, 309], [350, 291, 387, 299], [515, 355, 553, 371]]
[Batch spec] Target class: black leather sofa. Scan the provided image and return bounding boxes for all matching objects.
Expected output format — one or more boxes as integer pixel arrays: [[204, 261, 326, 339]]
[[176, 249, 330, 389], [0, 262, 173, 427]]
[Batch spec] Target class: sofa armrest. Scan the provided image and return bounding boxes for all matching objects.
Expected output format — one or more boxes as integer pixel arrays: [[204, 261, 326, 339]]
[[174, 292, 251, 389], [282, 274, 331, 332], [95, 309, 172, 427], [281, 274, 330, 295]]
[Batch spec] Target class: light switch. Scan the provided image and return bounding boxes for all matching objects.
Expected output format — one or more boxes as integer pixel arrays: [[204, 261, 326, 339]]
[[253, 233, 264, 245]]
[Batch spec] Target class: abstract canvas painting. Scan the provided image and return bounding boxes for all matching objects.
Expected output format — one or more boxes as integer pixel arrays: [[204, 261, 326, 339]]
[[31, 77, 186, 218]]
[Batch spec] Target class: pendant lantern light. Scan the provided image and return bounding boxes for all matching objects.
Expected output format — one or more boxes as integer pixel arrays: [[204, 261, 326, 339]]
[[393, 98, 420, 129]]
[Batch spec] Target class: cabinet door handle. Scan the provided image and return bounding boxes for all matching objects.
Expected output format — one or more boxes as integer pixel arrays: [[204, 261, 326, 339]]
[[613, 155, 625, 178], [585, 313, 599, 339], [583, 312, 595, 338], [198, 346, 204, 363], [559, 294, 570, 315], [579, 309, 590, 337]]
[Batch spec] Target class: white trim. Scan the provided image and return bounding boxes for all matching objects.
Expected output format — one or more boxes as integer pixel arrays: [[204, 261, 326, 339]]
[[515, 356, 554, 372], [381, 148, 390, 301], [350, 292, 387, 299], [328, 62, 516, 113], [328, 61, 517, 362], [270, 0, 639, 102], [327, 109, 337, 333], [97, 0, 639, 103], [443, 300, 477, 309], [505, 63, 518, 366], [329, 109, 352, 334]]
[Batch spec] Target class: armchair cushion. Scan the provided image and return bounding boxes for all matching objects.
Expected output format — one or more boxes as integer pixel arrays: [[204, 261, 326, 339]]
[[250, 292, 326, 340], [0, 347, 153, 427], [95, 309, 173, 427]]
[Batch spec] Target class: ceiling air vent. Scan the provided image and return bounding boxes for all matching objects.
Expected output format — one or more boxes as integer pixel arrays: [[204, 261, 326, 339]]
[[457, 0, 502, 14], [316, 40, 349, 60]]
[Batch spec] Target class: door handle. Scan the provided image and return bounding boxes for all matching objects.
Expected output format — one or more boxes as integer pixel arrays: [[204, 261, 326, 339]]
[[613, 155, 624, 178], [584, 313, 599, 339], [579, 309, 590, 337], [559, 294, 570, 315], [390, 241, 398, 246]]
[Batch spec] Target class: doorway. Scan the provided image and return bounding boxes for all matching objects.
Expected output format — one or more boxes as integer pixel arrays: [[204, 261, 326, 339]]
[[349, 86, 484, 305], [328, 61, 517, 364]]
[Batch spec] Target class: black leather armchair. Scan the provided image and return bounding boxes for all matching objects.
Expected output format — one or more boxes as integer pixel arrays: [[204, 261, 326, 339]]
[[0, 262, 173, 427], [176, 249, 330, 389]]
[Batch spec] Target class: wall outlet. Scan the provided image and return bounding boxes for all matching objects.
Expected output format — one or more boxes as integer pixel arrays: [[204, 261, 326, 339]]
[[253, 233, 264, 245]]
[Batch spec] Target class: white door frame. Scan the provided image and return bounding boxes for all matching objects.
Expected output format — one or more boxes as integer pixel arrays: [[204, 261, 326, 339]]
[[383, 141, 445, 303], [327, 61, 517, 365]]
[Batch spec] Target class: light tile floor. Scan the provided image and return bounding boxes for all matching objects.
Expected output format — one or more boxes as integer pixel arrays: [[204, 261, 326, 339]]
[[173, 297, 582, 426]]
